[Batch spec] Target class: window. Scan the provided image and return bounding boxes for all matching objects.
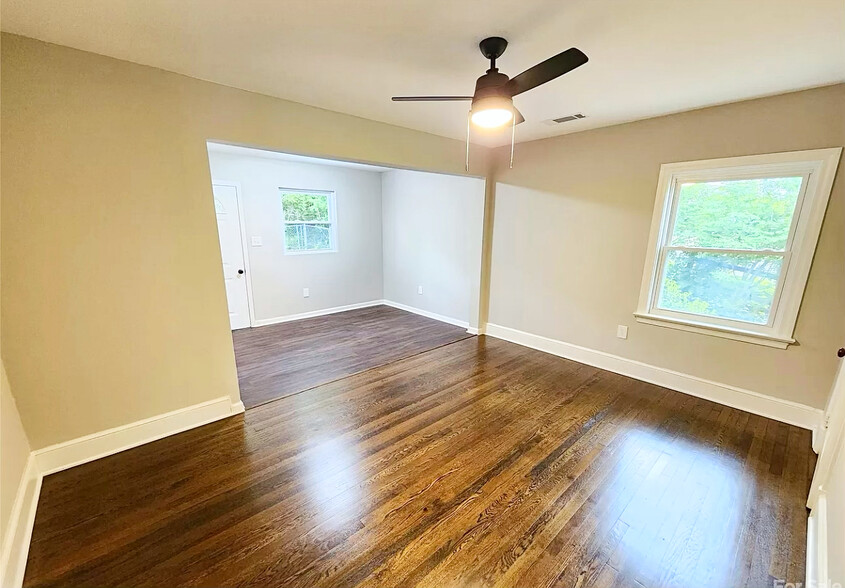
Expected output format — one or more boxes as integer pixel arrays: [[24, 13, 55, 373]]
[[636, 148, 841, 348], [280, 190, 337, 254]]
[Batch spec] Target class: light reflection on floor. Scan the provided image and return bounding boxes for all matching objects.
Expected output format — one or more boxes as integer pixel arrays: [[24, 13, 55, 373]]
[[301, 434, 365, 530], [608, 426, 749, 587]]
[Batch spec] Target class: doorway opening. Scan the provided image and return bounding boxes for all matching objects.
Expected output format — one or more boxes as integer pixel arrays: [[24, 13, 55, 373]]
[[207, 142, 486, 409]]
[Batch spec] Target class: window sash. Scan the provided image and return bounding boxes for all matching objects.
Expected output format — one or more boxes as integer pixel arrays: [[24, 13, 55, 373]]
[[652, 248, 791, 329], [635, 148, 841, 348], [646, 169, 811, 334], [280, 190, 333, 222], [279, 189, 337, 254], [665, 172, 810, 250], [284, 222, 333, 252]]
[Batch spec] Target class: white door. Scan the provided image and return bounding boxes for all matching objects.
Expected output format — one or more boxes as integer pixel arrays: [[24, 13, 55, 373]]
[[213, 183, 251, 330]]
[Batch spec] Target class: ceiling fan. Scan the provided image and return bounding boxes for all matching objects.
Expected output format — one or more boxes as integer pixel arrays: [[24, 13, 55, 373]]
[[392, 37, 587, 168]]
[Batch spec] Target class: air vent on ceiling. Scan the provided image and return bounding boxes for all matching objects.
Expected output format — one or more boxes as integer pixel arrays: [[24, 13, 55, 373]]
[[552, 113, 586, 124]]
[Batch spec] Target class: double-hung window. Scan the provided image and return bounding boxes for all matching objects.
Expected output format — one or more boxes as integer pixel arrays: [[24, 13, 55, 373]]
[[280, 189, 337, 254], [636, 148, 841, 348]]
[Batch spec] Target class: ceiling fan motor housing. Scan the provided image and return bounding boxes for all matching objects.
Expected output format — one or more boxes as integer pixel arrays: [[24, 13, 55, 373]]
[[473, 69, 510, 105], [474, 37, 511, 106]]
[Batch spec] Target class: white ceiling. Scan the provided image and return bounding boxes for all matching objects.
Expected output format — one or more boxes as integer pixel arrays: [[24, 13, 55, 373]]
[[3, 0, 844, 147]]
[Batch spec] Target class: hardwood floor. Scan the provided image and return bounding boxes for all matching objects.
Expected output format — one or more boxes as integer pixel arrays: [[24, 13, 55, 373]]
[[232, 305, 472, 408], [24, 336, 814, 588]]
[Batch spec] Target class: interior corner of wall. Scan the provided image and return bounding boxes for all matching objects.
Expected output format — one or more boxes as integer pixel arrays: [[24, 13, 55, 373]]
[[484, 144, 511, 178]]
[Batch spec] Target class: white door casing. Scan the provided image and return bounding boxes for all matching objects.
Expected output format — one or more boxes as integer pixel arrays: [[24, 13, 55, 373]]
[[213, 183, 251, 330], [806, 349, 845, 587]]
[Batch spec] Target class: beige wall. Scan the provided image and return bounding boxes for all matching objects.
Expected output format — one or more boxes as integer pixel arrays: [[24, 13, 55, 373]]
[[0, 34, 489, 449], [489, 84, 845, 409], [1, 43, 35, 578], [2, 30, 840, 453], [0, 360, 31, 566]]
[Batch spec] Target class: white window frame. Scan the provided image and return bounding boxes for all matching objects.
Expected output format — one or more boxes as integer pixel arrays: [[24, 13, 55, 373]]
[[279, 188, 338, 255], [635, 148, 841, 349]]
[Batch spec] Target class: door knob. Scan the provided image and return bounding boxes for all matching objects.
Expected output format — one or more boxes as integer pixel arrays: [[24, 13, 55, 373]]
[[237, 269, 244, 275], [838, 348, 845, 358]]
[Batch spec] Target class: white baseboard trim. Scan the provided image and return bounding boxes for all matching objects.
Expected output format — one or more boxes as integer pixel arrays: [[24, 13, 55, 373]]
[[1, 396, 242, 588], [381, 300, 470, 330], [34, 396, 242, 476], [250, 299, 476, 334], [485, 323, 824, 438], [0, 456, 41, 588], [252, 300, 384, 328]]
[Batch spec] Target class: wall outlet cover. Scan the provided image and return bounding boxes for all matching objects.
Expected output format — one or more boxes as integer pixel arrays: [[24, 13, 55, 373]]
[[303, 288, 310, 298], [251, 236, 263, 246], [417, 286, 423, 295], [617, 325, 628, 339]]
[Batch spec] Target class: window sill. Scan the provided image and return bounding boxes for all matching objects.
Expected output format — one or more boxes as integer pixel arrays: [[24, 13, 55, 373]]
[[283, 249, 338, 256], [633, 313, 795, 349]]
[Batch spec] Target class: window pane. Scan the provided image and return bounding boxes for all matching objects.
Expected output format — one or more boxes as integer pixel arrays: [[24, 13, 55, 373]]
[[285, 223, 332, 251], [657, 250, 783, 324], [281, 192, 330, 222], [670, 177, 802, 250]]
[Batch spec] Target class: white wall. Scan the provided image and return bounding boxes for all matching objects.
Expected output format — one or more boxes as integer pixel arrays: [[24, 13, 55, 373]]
[[381, 169, 485, 327], [207, 151, 384, 322]]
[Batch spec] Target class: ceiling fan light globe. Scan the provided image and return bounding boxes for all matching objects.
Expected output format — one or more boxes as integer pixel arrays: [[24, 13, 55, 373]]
[[471, 108, 513, 128], [470, 95, 514, 128]]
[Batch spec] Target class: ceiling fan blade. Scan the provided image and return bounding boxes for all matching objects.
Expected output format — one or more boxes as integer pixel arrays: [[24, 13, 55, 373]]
[[392, 96, 474, 101], [513, 107, 525, 125], [505, 48, 588, 97]]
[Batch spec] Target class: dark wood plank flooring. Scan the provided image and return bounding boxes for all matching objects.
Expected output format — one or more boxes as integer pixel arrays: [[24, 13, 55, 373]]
[[24, 336, 814, 588], [233, 305, 472, 408]]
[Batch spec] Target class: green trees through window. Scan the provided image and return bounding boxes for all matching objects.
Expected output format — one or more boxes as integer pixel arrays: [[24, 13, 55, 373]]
[[656, 177, 803, 324], [281, 191, 334, 252]]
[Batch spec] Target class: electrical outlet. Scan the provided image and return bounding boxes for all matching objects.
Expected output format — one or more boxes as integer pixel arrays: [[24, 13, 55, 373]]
[[417, 286, 423, 295], [616, 325, 628, 339], [303, 288, 310, 298], [251, 236, 262, 247]]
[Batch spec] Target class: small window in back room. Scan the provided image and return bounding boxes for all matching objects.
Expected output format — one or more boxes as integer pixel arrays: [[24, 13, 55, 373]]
[[280, 190, 337, 253]]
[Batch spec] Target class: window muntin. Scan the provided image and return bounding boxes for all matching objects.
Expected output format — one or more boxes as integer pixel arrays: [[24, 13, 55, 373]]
[[635, 149, 841, 348], [280, 190, 337, 253]]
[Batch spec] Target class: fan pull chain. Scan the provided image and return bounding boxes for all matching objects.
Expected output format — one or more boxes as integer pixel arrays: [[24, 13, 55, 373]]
[[465, 110, 471, 172], [509, 105, 516, 169]]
